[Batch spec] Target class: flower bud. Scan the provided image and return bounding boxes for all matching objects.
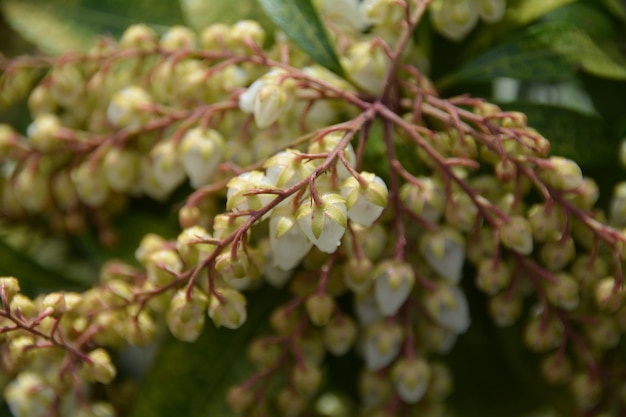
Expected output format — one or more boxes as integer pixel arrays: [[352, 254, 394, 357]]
[[374, 261, 414, 316], [145, 249, 183, 286], [13, 162, 50, 212], [343, 256, 374, 294], [541, 353, 572, 385], [571, 254, 607, 290], [399, 178, 446, 224], [167, 288, 208, 342], [179, 127, 225, 188], [391, 357, 431, 404], [476, 0, 506, 23], [5, 372, 55, 417], [200, 23, 231, 50], [215, 248, 264, 290], [360, 0, 404, 28], [426, 362, 453, 400], [229, 20, 266, 51], [159, 25, 197, 50], [524, 315, 564, 352], [72, 161, 110, 207], [135, 233, 166, 264], [103, 147, 141, 192], [539, 236, 575, 271], [120, 24, 158, 51], [305, 293, 335, 327], [420, 227, 465, 284], [430, 0, 479, 42], [341, 41, 389, 94], [26, 113, 63, 152], [324, 315, 357, 355], [176, 225, 215, 265], [423, 283, 470, 333], [296, 193, 348, 254], [315, 0, 365, 32], [595, 277, 625, 313], [226, 385, 254, 414], [545, 273, 579, 311], [538, 157, 583, 191], [83, 348, 116, 384], [120, 310, 157, 346], [363, 321, 403, 370], [488, 292, 522, 327], [359, 370, 392, 407], [264, 149, 316, 188], [571, 372, 601, 409], [476, 259, 511, 295], [0, 276, 20, 302], [107, 86, 152, 129], [292, 362, 323, 397], [150, 139, 186, 194], [247, 337, 282, 368], [226, 170, 275, 215], [41, 292, 67, 317], [445, 192, 479, 232], [499, 216, 533, 255], [208, 289, 247, 329], [341, 172, 388, 227], [276, 388, 306, 417], [269, 206, 313, 271], [585, 316, 620, 350], [10, 294, 36, 320]]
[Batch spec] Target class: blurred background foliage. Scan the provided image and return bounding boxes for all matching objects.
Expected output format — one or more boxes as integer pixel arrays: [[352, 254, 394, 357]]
[[0, 0, 625, 416]]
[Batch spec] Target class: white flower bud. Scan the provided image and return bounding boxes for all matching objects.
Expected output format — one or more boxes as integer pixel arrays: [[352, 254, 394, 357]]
[[354, 291, 384, 325], [5, 372, 55, 417], [264, 149, 316, 188], [538, 157, 583, 191], [151, 139, 186, 194], [166, 288, 208, 342], [420, 227, 465, 283], [226, 170, 276, 216], [308, 131, 356, 180], [208, 288, 247, 329], [430, 0, 479, 42], [103, 147, 141, 192], [499, 216, 534, 255], [391, 358, 431, 404], [107, 86, 152, 129], [179, 127, 225, 188], [26, 113, 62, 152], [423, 283, 470, 333], [374, 261, 415, 316], [72, 161, 110, 207], [360, 0, 405, 28], [341, 172, 388, 227], [341, 41, 390, 95], [296, 193, 348, 254], [269, 206, 313, 270], [314, 0, 365, 32], [399, 178, 446, 224], [363, 321, 404, 370]]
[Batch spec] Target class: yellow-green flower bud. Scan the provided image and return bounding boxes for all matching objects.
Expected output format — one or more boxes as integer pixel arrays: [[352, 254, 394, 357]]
[[541, 353, 572, 385], [159, 25, 197, 51], [208, 288, 247, 329], [292, 362, 323, 397], [305, 293, 336, 327], [167, 288, 208, 342], [524, 314, 564, 352], [545, 273, 579, 311], [476, 259, 511, 295], [499, 215, 533, 255], [83, 348, 116, 384], [538, 157, 583, 191], [119, 24, 158, 51], [391, 357, 431, 404]]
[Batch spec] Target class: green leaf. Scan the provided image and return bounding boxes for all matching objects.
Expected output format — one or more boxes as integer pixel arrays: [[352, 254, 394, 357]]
[[256, 0, 344, 76], [0, 238, 88, 293], [1, 0, 183, 54], [440, 22, 626, 88], [600, 0, 626, 21], [543, 1, 619, 40], [128, 286, 284, 417], [498, 101, 613, 169], [179, 0, 274, 32]]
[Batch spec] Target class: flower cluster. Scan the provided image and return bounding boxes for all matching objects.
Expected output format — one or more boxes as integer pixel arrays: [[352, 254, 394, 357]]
[[0, 0, 624, 416]]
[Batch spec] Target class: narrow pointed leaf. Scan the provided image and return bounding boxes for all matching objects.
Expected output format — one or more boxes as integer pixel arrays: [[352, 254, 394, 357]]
[[256, 0, 344, 76]]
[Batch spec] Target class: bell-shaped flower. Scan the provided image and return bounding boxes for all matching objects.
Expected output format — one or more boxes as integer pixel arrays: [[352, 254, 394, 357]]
[[269, 206, 314, 270], [179, 127, 225, 188], [354, 290, 383, 325], [374, 261, 415, 316], [341, 41, 390, 95], [419, 227, 465, 284], [341, 172, 388, 227], [423, 283, 471, 333], [107, 85, 152, 129], [296, 192, 347, 254], [430, 0, 479, 42], [264, 149, 316, 188], [226, 170, 276, 217]]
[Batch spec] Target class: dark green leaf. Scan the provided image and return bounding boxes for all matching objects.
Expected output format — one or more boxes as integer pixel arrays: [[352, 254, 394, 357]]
[[440, 22, 626, 88], [179, 0, 274, 32], [129, 286, 284, 417], [600, 0, 626, 21], [499, 101, 613, 169], [0, 238, 88, 293], [543, 1, 619, 40], [1, 0, 183, 54], [256, 0, 344, 76]]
